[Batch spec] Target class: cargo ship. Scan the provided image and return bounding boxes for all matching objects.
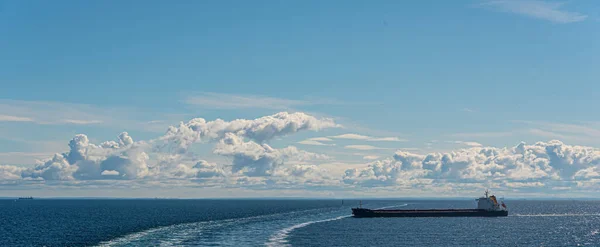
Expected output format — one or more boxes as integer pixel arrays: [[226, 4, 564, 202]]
[[352, 190, 508, 217]]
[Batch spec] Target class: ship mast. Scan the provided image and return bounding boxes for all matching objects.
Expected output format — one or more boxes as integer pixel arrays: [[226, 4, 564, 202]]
[[484, 189, 489, 198]]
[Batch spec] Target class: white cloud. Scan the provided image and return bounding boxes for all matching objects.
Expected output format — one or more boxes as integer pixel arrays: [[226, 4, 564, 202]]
[[479, 0, 587, 23], [0, 112, 336, 184], [170, 160, 227, 179], [15, 132, 152, 181], [369, 137, 405, 142], [344, 145, 390, 151], [330, 133, 371, 140], [503, 181, 545, 188], [298, 137, 335, 146], [0, 165, 27, 180], [328, 133, 406, 142], [214, 133, 328, 176], [307, 137, 333, 142], [450, 141, 483, 147], [343, 140, 600, 189], [297, 140, 335, 146], [101, 170, 120, 176], [63, 119, 103, 125], [363, 155, 380, 160], [158, 111, 340, 153], [5, 110, 600, 197], [573, 167, 600, 180], [0, 114, 34, 122]]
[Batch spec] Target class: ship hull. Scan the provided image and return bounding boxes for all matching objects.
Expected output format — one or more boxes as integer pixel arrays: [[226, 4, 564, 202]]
[[352, 208, 508, 217]]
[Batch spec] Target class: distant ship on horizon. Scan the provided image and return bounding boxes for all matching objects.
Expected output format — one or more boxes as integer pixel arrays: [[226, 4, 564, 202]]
[[18, 196, 34, 200]]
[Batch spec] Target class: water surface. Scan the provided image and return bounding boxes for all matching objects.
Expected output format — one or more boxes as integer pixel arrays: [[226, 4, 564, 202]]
[[1, 199, 599, 246]]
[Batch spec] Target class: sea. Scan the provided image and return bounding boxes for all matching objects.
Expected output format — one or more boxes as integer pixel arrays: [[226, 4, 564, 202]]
[[1, 199, 599, 247]]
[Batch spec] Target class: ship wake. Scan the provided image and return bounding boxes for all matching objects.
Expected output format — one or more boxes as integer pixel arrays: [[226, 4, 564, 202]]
[[265, 204, 408, 247], [97, 208, 326, 247]]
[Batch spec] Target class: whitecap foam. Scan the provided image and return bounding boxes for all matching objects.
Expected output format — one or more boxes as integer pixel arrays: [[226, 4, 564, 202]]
[[265, 203, 409, 247]]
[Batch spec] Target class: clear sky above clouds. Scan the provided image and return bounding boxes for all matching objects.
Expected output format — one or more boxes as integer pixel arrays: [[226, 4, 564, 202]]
[[1, 0, 599, 198]]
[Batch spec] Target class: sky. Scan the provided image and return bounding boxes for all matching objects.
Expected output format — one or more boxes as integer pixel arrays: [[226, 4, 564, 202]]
[[1, 0, 600, 198]]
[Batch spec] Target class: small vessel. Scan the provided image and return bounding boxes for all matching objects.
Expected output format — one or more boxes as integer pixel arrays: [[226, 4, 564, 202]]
[[352, 190, 508, 217], [18, 196, 34, 200]]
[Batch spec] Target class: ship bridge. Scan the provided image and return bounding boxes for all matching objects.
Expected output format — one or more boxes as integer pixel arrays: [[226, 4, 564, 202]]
[[476, 190, 506, 211]]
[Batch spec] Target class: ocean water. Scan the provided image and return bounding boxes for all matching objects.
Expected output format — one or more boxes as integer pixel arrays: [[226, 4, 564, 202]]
[[1, 199, 599, 247]]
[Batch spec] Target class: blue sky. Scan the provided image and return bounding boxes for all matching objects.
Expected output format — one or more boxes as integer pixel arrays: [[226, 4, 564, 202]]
[[1, 0, 600, 197]]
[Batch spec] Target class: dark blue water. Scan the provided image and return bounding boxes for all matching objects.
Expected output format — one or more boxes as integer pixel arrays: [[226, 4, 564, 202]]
[[1, 199, 599, 246]]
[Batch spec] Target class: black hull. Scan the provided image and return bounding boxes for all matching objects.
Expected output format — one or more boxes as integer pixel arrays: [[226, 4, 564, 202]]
[[352, 208, 508, 217]]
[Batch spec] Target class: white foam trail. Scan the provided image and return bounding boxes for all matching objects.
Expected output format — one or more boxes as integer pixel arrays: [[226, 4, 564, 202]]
[[512, 213, 600, 217], [98, 208, 326, 247], [265, 215, 350, 247], [97, 220, 217, 247], [97, 227, 166, 247], [265, 203, 408, 247]]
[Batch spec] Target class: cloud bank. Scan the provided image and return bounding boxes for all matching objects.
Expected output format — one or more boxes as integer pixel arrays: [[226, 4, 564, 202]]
[[0, 112, 339, 188], [343, 140, 600, 194], [2, 111, 600, 197]]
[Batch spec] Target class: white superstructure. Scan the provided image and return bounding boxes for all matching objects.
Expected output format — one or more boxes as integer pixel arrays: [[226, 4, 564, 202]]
[[476, 190, 507, 211]]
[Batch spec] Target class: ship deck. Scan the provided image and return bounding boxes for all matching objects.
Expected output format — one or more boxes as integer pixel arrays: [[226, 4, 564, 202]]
[[352, 208, 508, 217], [370, 209, 484, 213]]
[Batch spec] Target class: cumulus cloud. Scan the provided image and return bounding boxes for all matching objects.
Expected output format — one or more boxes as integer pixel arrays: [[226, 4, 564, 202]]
[[344, 140, 600, 190], [343, 158, 428, 187], [171, 160, 226, 180], [0, 112, 337, 184], [214, 133, 328, 176], [158, 112, 339, 153], [22, 153, 77, 180], [274, 164, 339, 186], [5, 109, 600, 196], [15, 132, 152, 181], [0, 165, 27, 180]]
